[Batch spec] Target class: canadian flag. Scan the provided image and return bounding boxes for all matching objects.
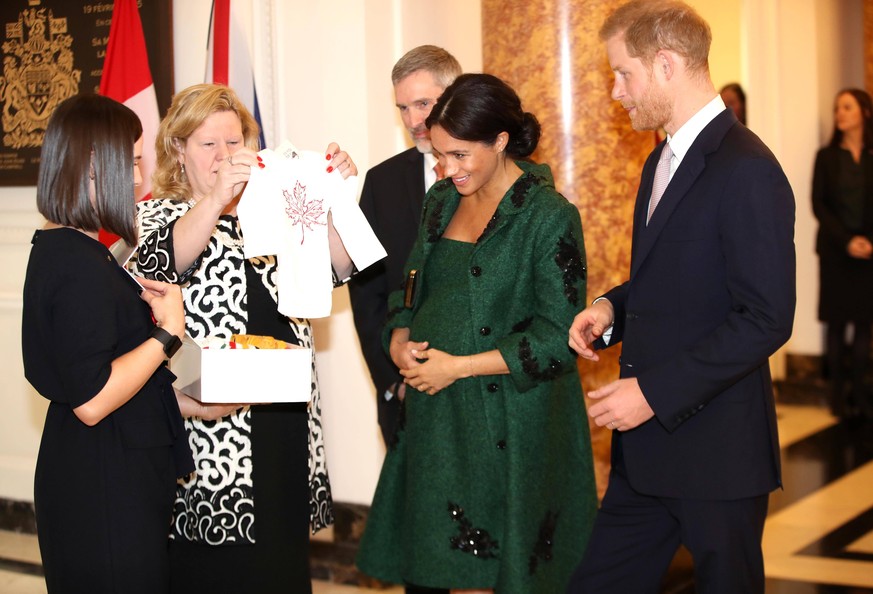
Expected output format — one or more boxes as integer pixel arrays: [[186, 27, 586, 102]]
[[98, 0, 160, 246], [206, 0, 266, 149]]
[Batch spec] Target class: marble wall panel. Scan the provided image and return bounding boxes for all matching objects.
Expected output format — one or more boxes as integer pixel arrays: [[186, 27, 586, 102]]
[[867, 0, 873, 95], [482, 0, 655, 496]]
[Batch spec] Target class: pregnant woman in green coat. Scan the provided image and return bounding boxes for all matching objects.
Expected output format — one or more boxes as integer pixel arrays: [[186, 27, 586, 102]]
[[357, 73, 597, 594]]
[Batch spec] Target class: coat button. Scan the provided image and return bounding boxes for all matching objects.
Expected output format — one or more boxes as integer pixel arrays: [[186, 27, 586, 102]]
[[487, 383, 498, 393], [480, 326, 491, 336], [470, 266, 482, 277], [496, 440, 507, 450]]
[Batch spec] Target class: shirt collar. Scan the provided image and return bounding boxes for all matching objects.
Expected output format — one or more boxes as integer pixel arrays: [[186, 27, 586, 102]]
[[423, 152, 437, 169], [666, 94, 726, 165]]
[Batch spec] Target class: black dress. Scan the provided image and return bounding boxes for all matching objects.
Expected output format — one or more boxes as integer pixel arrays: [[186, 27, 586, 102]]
[[22, 228, 192, 594], [812, 145, 873, 323]]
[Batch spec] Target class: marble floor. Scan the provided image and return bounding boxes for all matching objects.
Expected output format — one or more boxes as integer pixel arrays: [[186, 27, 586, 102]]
[[0, 403, 871, 593]]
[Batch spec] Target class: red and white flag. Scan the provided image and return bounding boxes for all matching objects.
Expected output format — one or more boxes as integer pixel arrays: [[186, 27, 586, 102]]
[[206, 0, 265, 148], [99, 0, 160, 246]]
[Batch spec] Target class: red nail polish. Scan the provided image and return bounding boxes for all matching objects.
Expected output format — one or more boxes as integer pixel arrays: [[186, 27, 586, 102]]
[[258, 163, 265, 169], [257, 155, 263, 162], [326, 166, 334, 173], [326, 154, 332, 161]]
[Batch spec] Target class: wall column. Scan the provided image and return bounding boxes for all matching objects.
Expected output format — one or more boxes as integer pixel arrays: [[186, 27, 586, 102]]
[[481, 0, 653, 495], [866, 0, 873, 94]]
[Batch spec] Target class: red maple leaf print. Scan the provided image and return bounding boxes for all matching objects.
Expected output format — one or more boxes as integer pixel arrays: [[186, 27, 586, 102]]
[[283, 181, 326, 244]]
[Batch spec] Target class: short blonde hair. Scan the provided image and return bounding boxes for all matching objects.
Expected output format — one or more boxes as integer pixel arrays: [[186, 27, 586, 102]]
[[152, 84, 260, 200], [600, 0, 711, 75]]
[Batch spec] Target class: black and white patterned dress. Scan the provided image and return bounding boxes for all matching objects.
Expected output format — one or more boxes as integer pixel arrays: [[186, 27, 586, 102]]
[[131, 199, 334, 552]]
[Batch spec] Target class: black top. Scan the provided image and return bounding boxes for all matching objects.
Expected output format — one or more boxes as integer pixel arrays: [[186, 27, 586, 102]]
[[22, 228, 191, 592], [812, 145, 873, 322]]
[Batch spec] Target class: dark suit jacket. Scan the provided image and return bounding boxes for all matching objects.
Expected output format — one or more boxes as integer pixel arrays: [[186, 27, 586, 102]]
[[349, 147, 426, 443], [600, 109, 796, 500]]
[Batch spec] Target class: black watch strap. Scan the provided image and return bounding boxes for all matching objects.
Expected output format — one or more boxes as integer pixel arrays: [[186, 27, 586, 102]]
[[149, 327, 182, 359]]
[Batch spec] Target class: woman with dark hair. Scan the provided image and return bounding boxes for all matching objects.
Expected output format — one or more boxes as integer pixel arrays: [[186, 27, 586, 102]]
[[357, 73, 596, 593], [22, 94, 192, 593], [720, 82, 746, 126], [813, 88, 873, 419]]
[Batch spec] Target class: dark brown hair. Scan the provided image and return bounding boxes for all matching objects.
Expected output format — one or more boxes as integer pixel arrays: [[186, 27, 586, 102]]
[[37, 94, 142, 244], [829, 88, 873, 151], [425, 73, 541, 159]]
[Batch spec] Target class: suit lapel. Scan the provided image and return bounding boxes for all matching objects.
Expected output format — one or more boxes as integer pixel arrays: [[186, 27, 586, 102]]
[[631, 110, 737, 277]]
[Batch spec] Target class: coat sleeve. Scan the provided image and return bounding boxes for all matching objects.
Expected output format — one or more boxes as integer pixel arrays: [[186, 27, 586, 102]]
[[639, 155, 796, 432], [597, 282, 629, 349], [349, 171, 401, 395], [129, 199, 201, 284], [381, 214, 429, 355], [812, 148, 854, 252], [495, 200, 587, 393]]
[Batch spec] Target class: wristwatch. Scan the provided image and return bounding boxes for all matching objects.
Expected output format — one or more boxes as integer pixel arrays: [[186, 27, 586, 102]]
[[149, 327, 182, 359]]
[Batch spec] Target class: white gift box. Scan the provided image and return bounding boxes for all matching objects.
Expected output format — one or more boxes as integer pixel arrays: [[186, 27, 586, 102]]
[[170, 336, 312, 403]]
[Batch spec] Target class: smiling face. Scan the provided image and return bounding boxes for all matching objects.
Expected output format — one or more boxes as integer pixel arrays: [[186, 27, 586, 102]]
[[176, 110, 244, 200], [394, 69, 446, 153], [606, 34, 672, 131], [430, 124, 506, 197]]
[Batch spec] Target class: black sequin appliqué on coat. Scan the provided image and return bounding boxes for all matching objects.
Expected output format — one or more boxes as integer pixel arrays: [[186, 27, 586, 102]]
[[555, 232, 586, 307], [528, 510, 558, 575], [448, 502, 500, 559]]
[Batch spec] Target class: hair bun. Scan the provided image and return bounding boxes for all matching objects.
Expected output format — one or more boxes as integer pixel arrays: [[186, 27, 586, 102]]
[[507, 112, 541, 158]]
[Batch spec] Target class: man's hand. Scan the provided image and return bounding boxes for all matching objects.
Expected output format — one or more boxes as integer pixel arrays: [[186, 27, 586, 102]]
[[569, 299, 614, 361], [587, 377, 655, 431]]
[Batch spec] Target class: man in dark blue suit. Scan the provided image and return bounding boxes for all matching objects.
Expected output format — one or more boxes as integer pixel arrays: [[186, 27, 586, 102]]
[[349, 46, 461, 446], [567, 2, 795, 593]]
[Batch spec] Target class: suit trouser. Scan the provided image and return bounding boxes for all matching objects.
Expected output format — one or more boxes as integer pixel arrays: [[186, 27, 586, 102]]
[[567, 453, 769, 594]]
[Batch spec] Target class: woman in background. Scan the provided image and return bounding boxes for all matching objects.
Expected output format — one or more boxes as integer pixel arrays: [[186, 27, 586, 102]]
[[813, 88, 873, 420], [22, 94, 190, 593], [130, 83, 356, 593], [356, 73, 597, 594], [720, 82, 746, 126]]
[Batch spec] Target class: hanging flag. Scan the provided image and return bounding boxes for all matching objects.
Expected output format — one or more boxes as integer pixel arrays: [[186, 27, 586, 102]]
[[206, 0, 266, 148], [98, 0, 160, 246]]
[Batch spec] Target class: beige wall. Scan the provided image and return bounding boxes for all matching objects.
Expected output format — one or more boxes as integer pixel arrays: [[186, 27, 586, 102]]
[[691, 0, 743, 90], [0, 0, 863, 506]]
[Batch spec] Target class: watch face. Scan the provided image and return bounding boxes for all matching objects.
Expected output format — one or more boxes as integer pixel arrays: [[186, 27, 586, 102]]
[[166, 335, 182, 358], [151, 327, 182, 358]]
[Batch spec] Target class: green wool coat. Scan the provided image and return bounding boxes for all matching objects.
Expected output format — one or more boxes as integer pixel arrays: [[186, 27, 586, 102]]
[[356, 162, 597, 593]]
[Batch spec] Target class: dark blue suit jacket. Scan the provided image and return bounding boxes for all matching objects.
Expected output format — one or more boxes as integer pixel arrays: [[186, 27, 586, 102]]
[[601, 109, 795, 500], [349, 147, 425, 443]]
